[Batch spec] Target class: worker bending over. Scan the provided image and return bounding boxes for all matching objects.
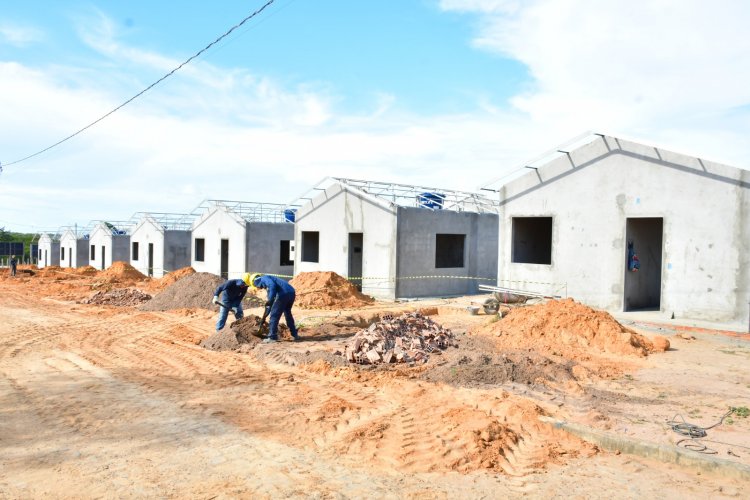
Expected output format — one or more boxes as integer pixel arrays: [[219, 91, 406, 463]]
[[212, 273, 251, 332], [250, 273, 299, 343]]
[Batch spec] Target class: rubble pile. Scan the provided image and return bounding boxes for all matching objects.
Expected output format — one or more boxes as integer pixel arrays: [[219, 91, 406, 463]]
[[84, 288, 152, 306], [343, 312, 456, 365]]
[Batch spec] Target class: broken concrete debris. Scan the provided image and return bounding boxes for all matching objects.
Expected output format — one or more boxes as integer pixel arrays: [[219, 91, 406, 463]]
[[344, 312, 456, 365]]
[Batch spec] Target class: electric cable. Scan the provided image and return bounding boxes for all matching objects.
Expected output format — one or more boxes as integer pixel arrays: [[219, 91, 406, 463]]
[[668, 407, 738, 454], [2, 0, 276, 169]]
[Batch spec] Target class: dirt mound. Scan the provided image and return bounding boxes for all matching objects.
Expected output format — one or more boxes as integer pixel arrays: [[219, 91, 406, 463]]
[[84, 288, 152, 306], [343, 312, 457, 365], [145, 266, 196, 292], [140, 272, 223, 311], [99, 261, 147, 280], [289, 271, 374, 309], [475, 299, 669, 359], [200, 314, 291, 351], [74, 266, 98, 276]]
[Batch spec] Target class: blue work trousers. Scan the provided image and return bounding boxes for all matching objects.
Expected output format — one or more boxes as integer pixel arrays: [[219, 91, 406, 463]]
[[268, 293, 298, 340], [215, 296, 244, 331]]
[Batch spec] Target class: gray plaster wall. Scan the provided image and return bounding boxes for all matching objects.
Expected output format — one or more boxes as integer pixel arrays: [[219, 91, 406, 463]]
[[295, 183, 398, 299], [37, 235, 60, 268], [396, 208, 499, 298], [246, 222, 294, 277], [497, 135, 750, 327]]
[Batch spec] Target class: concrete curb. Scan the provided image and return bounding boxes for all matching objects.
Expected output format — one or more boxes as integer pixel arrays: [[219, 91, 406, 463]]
[[540, 416, 750, 481]]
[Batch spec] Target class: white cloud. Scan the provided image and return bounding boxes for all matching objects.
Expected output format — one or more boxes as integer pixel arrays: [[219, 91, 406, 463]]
[[440, 0, 750, 167], [0, 23, 43, 47]]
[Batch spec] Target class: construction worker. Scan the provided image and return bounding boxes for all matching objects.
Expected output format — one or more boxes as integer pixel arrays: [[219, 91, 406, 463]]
[[212, 273, 251, 332], [250, 273, 299, 343], [9, 255, 17, 277]]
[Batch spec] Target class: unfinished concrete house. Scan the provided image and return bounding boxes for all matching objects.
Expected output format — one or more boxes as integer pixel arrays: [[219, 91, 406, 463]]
[[190, 200, 295, 280], [129, 213, 195, 278], [487, 133, 750, 327], [293, 178, 499, 300], [59, 226, 91, 268], [88, 221, 132, 271], [37, 233, 60, 268]]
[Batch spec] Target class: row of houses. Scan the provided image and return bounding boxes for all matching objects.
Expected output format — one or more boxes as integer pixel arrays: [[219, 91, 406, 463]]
[[35, 134, 750, 328]]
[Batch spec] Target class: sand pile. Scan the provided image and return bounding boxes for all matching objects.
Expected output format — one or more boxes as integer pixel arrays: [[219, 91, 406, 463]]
[[290, 271, 374, 309], [140, 272, 223, 311], [84, 288, 152, 306], [476, 298, 669, 359], [343, 312, 456, 365], [99, 261, 147, 281], [145, 266, 196, 292]]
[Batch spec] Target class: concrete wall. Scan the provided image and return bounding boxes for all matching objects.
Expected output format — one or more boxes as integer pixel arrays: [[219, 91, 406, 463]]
[[37, 235, 60, 268], [497, 135, 750, 327], [164, 230, 192, 275], [59, 231, 89, 268], [295, 184, 398, 299], [396, 208, 499, 298], [89, 225, 130, 270], [191, 207, 246, 279], [246, 222, 294, 277]]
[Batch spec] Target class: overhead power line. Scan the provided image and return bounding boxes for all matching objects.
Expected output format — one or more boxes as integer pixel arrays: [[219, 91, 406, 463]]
[[3, 0, 276, 169]]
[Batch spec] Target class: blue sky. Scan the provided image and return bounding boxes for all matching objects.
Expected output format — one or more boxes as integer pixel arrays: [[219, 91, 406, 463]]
[[1, 0, 749, 232]]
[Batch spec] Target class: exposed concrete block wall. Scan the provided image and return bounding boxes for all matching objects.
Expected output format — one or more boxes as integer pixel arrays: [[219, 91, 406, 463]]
[[37, 234, 60, 268], [164, 230, 191, 275], [396, 208, 499, 298], [89, 225, 130, 270], [246, 222, 294, 277], [59, 230, 89, 268], [497, 135, 750, 327], [191, 207, 246, 279], [295, 184, 398, 299]]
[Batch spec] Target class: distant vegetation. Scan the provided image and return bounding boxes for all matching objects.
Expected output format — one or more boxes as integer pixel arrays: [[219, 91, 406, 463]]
[[0, 227, 37, 261]]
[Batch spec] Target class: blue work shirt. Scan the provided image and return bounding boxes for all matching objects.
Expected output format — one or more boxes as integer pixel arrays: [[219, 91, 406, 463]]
[[255, 275, 295, 304], [214, 279, 249, 302]]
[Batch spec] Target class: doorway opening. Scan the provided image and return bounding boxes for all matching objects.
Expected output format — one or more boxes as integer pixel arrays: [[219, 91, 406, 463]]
[[148, 243, 154, 277], [101, 246, 106, 270], [220, 239, 229, 279], [623, 217, 663, 311], [348, 233, 363, 291]]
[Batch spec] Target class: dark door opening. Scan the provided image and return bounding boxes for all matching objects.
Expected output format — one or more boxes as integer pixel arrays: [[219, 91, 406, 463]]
[[44, 249, 48, 267], [220, 239, 229, 279], [101, 246, 106, 270], [348, 233, 363, 291], [148, 243, 154, 277], [624, 217, 663, 311], [69, 247, 72, 267]]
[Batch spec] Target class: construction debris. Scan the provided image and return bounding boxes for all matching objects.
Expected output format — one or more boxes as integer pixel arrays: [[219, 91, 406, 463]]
[[343, 312, 456, 365]]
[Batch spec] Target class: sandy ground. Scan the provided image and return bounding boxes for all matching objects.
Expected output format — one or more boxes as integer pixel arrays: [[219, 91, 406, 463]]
[[1, 271, 749, 498]]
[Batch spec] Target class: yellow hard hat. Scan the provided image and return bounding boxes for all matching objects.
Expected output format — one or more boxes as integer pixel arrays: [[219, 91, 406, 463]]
[[247, 272, 262, 288]]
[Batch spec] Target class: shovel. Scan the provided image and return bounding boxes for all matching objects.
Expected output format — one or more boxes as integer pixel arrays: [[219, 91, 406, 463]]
[[258, 303, 271, 337], [216, 300, 238, 315]]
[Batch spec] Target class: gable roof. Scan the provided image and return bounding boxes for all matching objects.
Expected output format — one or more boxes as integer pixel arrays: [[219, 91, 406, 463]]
[[482, 133, 750, 206], [292, 177, 498, 217], [131, 212, 196, 234]]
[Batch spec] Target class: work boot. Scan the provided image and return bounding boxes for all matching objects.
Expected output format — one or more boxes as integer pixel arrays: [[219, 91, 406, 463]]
[[291, 335, 300, 342], [262, 337, 278, 344]]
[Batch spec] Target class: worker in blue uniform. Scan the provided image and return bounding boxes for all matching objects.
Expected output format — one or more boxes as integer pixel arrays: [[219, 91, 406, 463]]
[[250, 273, 299, 343], [212, 273, 251, 332]]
